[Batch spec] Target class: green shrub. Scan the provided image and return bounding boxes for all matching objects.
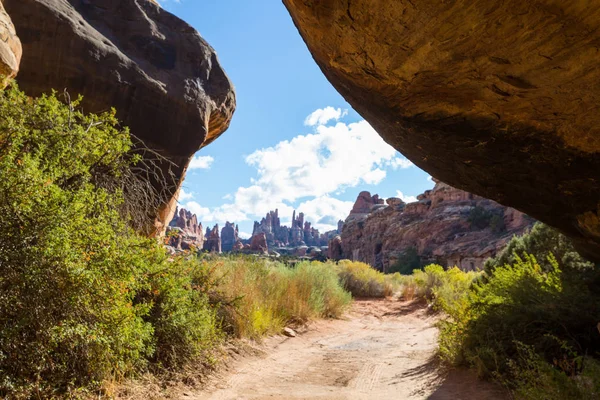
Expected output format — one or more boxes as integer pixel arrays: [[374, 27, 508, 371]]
[[484, 222, 594, 273], [0, 85, 224, 397], [437, 251, 600, 398], [468, 206, 493, 229]]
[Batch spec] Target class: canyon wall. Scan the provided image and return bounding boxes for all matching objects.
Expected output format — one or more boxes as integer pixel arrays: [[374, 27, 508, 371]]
[[337, 181, 534, 272]]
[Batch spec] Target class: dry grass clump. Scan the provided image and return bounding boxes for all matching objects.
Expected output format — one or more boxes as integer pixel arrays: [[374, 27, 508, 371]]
[[335, 260, 394, 297], [213, 257, 352, 338]]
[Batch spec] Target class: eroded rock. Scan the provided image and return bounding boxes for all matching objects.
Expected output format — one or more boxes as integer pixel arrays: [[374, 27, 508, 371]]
[[283, 0, 600, 261], [0, 1, 21, 86], [4, 0, 235, 234], [341, 183, 534, 271]]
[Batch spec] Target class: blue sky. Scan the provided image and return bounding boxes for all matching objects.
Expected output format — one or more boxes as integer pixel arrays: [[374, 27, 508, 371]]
[[160, 1, 432, 238]]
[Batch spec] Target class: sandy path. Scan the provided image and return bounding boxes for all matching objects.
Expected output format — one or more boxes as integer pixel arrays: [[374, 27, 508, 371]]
[[190, 299, 507, 400]]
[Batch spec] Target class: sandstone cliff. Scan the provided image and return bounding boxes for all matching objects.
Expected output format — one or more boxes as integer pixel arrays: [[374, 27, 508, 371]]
[[0, 1, 20, 87], [166, 207, 204, 251], [4, 0, 236, 234], [283, 0, 600, 261], [337, 181, 534, 272]]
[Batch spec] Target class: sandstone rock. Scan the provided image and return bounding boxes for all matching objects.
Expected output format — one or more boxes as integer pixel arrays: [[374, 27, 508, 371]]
[[166, 207, 204, 251], [328, 235, 343, 260], [341, 183, 534, 272], [350, 191, 377, 214], [232, 239, 244, 252], [0, 1, 21, 87], [283, 0, 600, 261], [249, 232, 268, 254], [251, 208, 328, 249], [283, 327, 296, 338], [5, 0, 236, 235], [221, 222, 239, 252], [203, 224, 221, 253]]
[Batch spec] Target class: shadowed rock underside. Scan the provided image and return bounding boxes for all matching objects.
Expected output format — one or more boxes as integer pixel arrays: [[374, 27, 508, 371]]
[[4, 0, 236, 234], [283, 0, 600, 261]]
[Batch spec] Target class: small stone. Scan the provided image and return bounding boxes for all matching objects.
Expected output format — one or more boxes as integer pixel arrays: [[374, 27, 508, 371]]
[[283, 327, 296, 338]]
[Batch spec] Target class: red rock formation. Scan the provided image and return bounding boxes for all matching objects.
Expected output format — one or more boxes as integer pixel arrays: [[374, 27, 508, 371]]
[[4, 0, 236, 235], [328, 235, 343, 260], [166, 207, 204, 250], [221, 222, 239, 252], [340, 182, 534, 271], [203, 224, 221, 253], [250, 208, 330, 249], [232, 240, 244, 252], [0, 1, 21, 87], [249, 232, 268, 254], [283, 0, 600, 262]]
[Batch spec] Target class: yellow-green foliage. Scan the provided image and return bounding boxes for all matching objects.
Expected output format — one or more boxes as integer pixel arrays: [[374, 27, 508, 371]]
[[399, 264, 480, 305], [0, 85, 353, 398], [335, 260, 394, 297], [403, 254, 600, 399], [211, 257, 352, 338]]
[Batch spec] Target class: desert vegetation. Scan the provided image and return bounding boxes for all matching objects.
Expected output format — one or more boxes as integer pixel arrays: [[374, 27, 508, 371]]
[[0, 85, 355, 398], [401, 223, 600, 399]]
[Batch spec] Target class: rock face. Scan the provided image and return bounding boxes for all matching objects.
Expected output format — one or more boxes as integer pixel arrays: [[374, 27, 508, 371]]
[[249, 232, 268, 254], [283, 0, 600, 261], [0, 1, 21, 87], [203, 224, 221, 253], [338, 181, 534, 271], [4, 0, 236, 234], [166, 207, 204, 251], [221, 222, 239, 252]]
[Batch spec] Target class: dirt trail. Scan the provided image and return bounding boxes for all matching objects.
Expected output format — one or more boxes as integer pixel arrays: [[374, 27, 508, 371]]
[[191, 299, 507, 400]]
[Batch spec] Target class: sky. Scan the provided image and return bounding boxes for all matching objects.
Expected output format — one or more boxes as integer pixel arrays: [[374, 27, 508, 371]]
[[159, 1, 433, 239]]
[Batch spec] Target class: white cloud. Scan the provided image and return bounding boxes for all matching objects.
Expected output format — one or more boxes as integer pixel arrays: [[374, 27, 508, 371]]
[[304, 107, 347, 126], [177, 188, 194, 202], [389, 157, 414, 169], [238, 231, 252, 240], [188, 155, 214, 170], [296, 196, 354, 232], [183, 201, 211, 220], [180, 108, 412, 233], [242, 118, 398, 206], [396, 190, 418, 203]]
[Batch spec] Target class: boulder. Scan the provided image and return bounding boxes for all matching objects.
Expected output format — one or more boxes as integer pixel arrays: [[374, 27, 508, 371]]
[[283, 0, 600, 261], [4, 0, 236, 234], [0, 1, 21, 87]]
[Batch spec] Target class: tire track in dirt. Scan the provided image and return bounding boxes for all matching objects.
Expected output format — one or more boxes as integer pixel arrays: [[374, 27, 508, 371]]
[[190, 299, 508, 400]]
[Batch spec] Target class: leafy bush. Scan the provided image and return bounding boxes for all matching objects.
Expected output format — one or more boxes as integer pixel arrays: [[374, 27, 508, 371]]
[[0, 85, 156, 396], [484, 222, 594, 273], [0, 86, 220, 397], [430, 225, 600, 399], [336, 260, 394, 297]]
